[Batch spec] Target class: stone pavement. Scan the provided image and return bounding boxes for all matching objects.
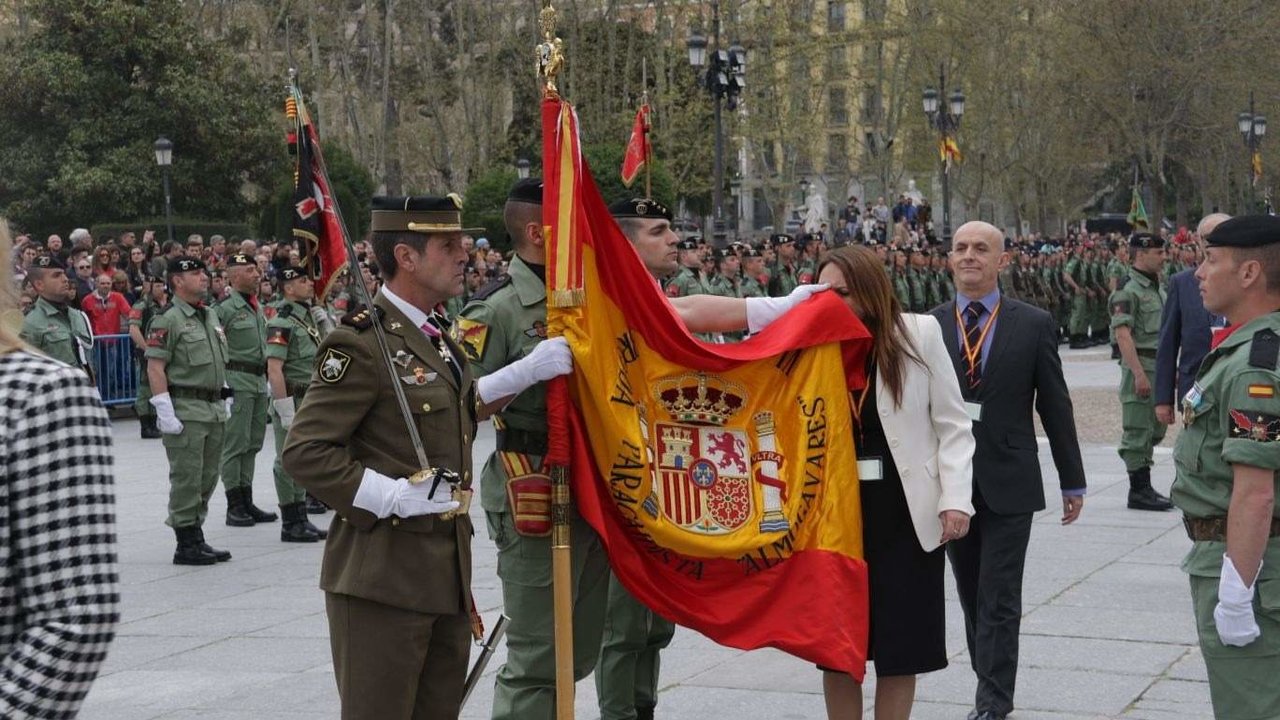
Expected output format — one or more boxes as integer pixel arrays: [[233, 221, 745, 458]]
[[80, 346, 1215, 720]]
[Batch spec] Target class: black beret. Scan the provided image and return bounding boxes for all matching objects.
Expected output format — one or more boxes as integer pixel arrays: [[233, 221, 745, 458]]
[[676, 238, 698, 251], [608, 197, 672, 221], [370, 194, 484, 234], [168, 257, 206, 275], [1205, 215, 1280, 248], [30, 255, 64, 270], [279, 266, 309, 282], [739, 245, 762, 258], [225, 253, 255, 267], [507, 177, 544, 205], [770, 233, 795, 247], [1128, 233, 1162, 250]]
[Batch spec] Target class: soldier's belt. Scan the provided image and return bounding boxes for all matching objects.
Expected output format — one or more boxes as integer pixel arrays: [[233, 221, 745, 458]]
[[1135, 348, 1157, 359], [1183, 515, 1280, 542], [495, 428, 548, 456], [169, 384, 232, 402], [227, 360, 267, 375]]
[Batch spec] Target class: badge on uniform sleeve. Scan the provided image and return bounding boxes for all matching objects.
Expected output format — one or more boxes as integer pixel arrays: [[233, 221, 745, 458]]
[[1111, 299, 1131, 316], [1229, 409, 1280, 442], [524, 321, 548, 339], [267, 326, 291, 346], [319, 348, 352, 383], [665, 282, 680, 298], [146, 328, 168, 348], [453, 316, 489, 362], [1248, 384, 1276, 399]]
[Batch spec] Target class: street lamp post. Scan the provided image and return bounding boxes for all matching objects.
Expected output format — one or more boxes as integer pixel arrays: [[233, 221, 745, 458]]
[[153, 137, 175, 245], [516, 157, 531, 180], [1238, 91, 1267, 213], [687, 1, 745, 245], [922, 64, 965, 249]]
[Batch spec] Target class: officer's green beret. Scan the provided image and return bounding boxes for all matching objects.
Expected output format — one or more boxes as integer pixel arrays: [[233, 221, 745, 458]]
[[370, 194, 484, 234], [1205, 214, 1280, 248], [608, 197, 672, 221]]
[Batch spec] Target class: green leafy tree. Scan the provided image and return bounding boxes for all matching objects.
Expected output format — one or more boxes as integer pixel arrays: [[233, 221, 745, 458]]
[[0, 0, 278, 235], [462, 167, 518, 249]]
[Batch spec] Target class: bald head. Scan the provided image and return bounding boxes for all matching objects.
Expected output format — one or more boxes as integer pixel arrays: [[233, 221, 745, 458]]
[[951, 221, 1008, 296], [1196, 213, 1231, 241]]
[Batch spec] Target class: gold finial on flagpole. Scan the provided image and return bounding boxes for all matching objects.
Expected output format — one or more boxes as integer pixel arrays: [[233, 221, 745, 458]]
[[536, 3, 565, 98]]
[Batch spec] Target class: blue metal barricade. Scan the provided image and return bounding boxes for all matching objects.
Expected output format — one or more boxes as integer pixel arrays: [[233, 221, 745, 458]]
[[92, 334, 139, 407]]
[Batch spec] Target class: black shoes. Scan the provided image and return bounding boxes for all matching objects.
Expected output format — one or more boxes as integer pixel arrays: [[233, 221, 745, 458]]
[[635, 706, 655, 720], [1128, 467, 1174, 511], [967, 712, 1007, 720], [243, 487, 278, 523], [173, 526, 231, 565], [305, 493, 329, 515], [225, 488, 255, 527], [226, 487, 278, 526], [280, 502, 326, 543], [1068, 334, 1090, 349]]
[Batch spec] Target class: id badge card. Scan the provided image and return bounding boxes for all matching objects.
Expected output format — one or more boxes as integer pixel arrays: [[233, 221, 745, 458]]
[[857, 457, 884, 482], [965, 401, 983, 422]]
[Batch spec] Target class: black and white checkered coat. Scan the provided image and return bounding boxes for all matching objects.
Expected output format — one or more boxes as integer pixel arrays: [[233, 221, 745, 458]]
[[0, 351, 119, 719]]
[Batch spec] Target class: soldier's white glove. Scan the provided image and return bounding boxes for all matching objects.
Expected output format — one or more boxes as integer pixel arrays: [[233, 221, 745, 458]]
[[352, 468, 459, 519], [223, 385, 234, 417], [149, 393, 184, 435], [273, 397, 296, 430], [476, 336, 573, 405], [1214, 554, 1262, 647], [309, 304, 335, 334], [745, 283, 830, 334]]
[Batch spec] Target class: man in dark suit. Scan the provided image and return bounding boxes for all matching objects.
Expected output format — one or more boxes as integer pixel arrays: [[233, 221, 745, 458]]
[[932, 221, 1087, 720], [1153, 213, 1228, 427]]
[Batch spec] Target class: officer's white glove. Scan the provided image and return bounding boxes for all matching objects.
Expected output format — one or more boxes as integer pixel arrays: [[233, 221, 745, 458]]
[[476, 336, 573, 404], [149, 393, 184, 435], [273, 397, 297, 430], [352, 468, 459, 519], [1214, 554, 1262, 647], [745, 283, 830, 334]]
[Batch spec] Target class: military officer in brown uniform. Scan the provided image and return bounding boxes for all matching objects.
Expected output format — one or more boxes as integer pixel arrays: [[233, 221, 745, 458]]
[[282, 195, 572, 720]]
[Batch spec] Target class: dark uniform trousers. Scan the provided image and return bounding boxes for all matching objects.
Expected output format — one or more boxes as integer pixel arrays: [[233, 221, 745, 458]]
[[282, 293, 477, 720]]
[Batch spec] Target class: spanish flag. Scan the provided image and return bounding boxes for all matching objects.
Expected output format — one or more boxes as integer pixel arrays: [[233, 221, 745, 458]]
[[542, 95, 874, 678], [939, 134, 962, 168]]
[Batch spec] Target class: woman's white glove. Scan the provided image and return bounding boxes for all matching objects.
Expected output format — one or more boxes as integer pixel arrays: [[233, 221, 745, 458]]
[[745, 283, 829, 333], [149, 393, 184, 434], [352, 468, 459, 519], [476, 337, 573, 405], [273, 397, 297, 429], [1214, 555, 1262, 647]]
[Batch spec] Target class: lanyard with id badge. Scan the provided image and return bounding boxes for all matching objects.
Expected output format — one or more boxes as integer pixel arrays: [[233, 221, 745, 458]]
[[852, 376, 884, 482], [955, 299, 1002, 423]]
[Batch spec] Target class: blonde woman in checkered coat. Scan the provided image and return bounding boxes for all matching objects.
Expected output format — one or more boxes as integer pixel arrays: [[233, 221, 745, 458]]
[[0, 221, 119, 719]]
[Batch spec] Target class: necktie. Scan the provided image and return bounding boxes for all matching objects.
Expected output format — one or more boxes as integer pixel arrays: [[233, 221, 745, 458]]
[[421, 315, 459, 382], [964, 301, 985, 389]]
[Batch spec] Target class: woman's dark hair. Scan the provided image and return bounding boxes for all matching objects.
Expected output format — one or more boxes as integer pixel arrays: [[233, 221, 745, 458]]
[[817, 245, 924, 408]]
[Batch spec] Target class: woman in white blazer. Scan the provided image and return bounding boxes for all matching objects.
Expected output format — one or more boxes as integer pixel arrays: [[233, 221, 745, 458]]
[[817, 246, 976, 720]]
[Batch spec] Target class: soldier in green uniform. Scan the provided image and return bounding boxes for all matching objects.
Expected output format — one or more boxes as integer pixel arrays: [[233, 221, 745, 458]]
[[906, 247, 929, 312], [738, 245, 768, 299], [1109, 233, 1173, 511], [456, 178, 611, 719], [1063, 245, 1091, 348], [1089, 247, 1112, 345], [145, 257, 234, 565], [767, 234, 802, 297], [1170, 215, 1280, 720], [935, 250, 954, 303], [889, 251, 912, 310], [20, 255, 94, 374], [999, 250, 1020, 301], [283, 193, 572, 719], [128, 275, 168, 438], [664, 238, 708, 298], [265, 266, 328, 543], [215, 253, 277, 527], [707, 249, 745, 342]]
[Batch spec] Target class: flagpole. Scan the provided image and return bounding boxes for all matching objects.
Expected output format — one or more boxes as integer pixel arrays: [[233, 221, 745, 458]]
[[536, 5, 576, 718], [642, 57, 651, 199], [287, 72, 433, 475]]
